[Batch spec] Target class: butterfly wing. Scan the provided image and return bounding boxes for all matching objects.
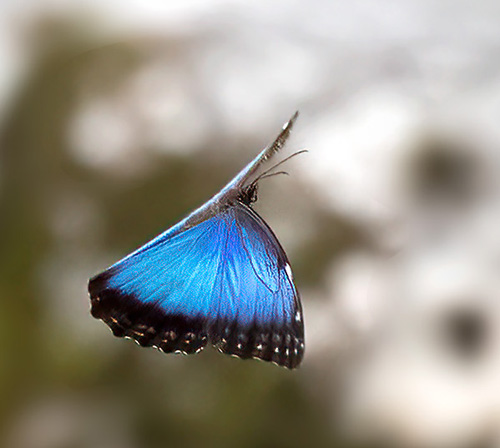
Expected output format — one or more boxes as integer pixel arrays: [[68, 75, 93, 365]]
[[89, 204, 304, 369], [89, 215, 223, 355], [215, 203, 304, 369]]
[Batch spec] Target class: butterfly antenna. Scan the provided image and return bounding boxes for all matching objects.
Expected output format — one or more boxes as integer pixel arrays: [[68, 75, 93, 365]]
[[233, 111, 301, 192], [253, 149, 308, 184], [258, 171, 289, 181]]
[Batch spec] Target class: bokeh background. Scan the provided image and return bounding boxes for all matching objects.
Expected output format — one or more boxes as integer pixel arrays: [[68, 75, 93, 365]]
[[1, 1, 500, 448]]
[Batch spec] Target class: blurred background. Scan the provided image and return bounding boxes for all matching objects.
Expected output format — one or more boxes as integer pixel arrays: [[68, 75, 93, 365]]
[[1, 1, 500, 447]]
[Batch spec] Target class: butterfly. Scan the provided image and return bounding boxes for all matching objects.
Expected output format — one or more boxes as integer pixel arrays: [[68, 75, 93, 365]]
[[88, 112, 305, 369]]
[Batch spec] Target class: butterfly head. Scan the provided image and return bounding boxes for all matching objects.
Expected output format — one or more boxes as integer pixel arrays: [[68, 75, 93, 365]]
[[235, 148, 308, 209], [238, 182, 259, 206]]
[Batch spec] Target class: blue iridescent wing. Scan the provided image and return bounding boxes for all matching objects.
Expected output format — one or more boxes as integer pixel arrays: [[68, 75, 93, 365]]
[[89, 203, 304, 369], [89, 111, 304, 368], [221, 204, 304, 367]]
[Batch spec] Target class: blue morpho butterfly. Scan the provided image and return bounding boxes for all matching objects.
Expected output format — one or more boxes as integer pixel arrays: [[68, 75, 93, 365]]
[[88, 112, 305, 369]]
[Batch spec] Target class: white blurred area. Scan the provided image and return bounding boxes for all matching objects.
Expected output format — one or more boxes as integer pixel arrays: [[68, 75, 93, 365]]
[[2, 1, 500, 447]]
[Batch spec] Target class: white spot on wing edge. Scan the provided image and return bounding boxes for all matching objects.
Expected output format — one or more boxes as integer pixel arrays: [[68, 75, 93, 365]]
[[285, 263, 293, 280]]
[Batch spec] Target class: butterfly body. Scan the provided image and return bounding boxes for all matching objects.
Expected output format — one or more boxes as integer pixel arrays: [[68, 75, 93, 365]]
[[89, 112, 304, 369]]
